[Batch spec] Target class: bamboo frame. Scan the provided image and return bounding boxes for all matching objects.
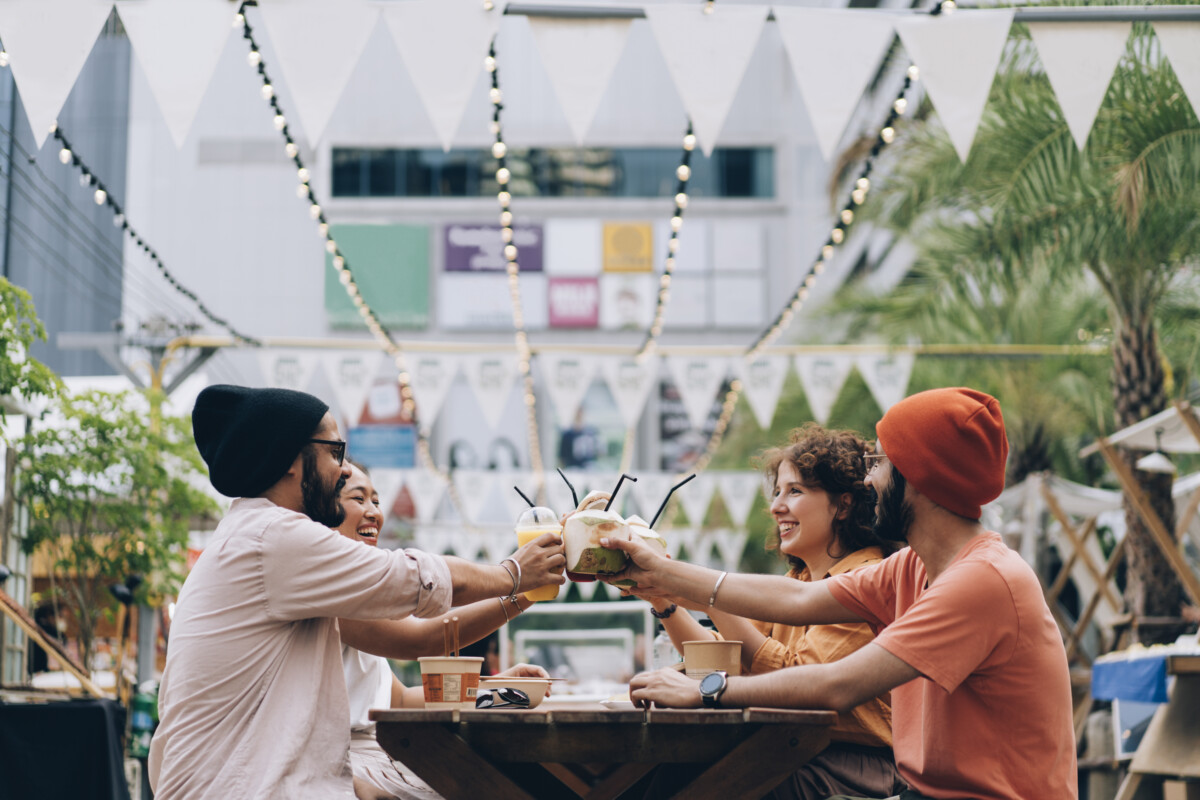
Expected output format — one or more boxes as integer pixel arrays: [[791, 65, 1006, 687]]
[[0, 587, 106, 698]]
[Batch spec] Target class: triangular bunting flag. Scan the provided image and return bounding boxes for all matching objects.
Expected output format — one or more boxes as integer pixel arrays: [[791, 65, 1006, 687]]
[[715, 471, 763, 529], [403, 468, 448, 523], [460, 353, 518, 431], [894, 10, 1014, 162], [574, 576, 609, 601], [774, 8, 898, 161], [0, 0, 114, 147], [855, 352, 916, 413], [528, 17, 632, 145], [258, 351, 319, 392], [255, 0, 380, 144], [711, 529, 748, 572], [677, 472, 718, 527], [1027, 22, 1130, 150], [382, 0, 502, 151], [732, 356, 789, 430], [539, 353, 599, 430], [116, 0, 235, 148], [644, 5, 769, 156], [452, 469, 494, 526], [630, 472, 678, 524], [408, 354, 461, 433], [1155, 23, 1200, 120], [666, 357, 730, 430], [793, 354, 856, 425], [484, 530, 512, 566], [318, 351, 381, 428], [370, 468, 405, 523], [599, 356, 659, 430]]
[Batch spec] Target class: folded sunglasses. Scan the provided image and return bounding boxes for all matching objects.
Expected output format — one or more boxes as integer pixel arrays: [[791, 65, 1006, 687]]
[[475, 687, 531, 709]]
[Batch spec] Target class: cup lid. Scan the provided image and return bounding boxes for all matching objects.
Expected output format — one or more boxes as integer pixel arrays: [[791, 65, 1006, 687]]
[[517, 506, 558, 526]]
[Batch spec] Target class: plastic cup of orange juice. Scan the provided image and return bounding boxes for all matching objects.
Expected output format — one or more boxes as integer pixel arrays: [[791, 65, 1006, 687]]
[[516, 506, 562, 602]]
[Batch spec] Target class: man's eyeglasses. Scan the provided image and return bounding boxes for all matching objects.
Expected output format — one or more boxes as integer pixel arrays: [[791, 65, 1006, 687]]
[[864, 453, 888, 474], [309, 439, 347, 465], [475, 687, 531, 709]]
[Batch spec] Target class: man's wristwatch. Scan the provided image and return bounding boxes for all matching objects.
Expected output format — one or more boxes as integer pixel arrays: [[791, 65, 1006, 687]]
[[699, 670, 728, 708]]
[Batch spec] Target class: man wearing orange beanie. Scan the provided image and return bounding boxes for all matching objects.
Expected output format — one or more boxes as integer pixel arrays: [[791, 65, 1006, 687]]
[[603, 388, 1077, 800]]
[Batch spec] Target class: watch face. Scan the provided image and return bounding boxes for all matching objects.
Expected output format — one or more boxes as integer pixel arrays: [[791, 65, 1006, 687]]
[[699, 671, 725, 695]]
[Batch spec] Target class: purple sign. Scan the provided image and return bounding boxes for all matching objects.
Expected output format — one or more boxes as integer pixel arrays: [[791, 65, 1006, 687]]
[[444, 222, 543, 272]]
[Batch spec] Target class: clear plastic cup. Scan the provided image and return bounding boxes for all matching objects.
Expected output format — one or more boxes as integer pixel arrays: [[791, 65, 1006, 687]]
[[516, 506, 562, 602]]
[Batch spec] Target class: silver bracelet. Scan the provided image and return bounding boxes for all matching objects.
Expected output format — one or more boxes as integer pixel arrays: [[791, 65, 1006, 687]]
[[709, 571, 728, 607], [500, 557, 522, 601], [497, 597, 511, 623]]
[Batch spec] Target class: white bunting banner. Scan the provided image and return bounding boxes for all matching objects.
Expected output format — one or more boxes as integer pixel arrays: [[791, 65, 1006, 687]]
[[666, 357, 730, 430], [453, 469, 494, 525], [894, 10, 1015, 162], [1155, 23, 1200, 120], [732, 356, 790, 430], [545, 469, 584, 514], [677, 472, 718, 527], [1028, 22, 1130, 150], [318, 351, 381, 428], [599, 356, 659, 430], [402, 468, 448, 523], [484, 529, 513, 566], [499, 470, 539, 523], [383, 0, 502, 151], [855, 352, 916, 413], [258, 351, 319, 392], [774, 8, 898, 161], [715, 471, 764, 528], [529, 17, 633, 145], [370, 468, 405, 519], [408, 354, 461, 433], [539, 353, 599, 429], [460, 353, 519, 431], [711, 529, 749, 572], [630, 472, 678, 524], [644, 4, 769, 156], [793, 354, 856, 425], [575, 576, 609, 601], [255, 0, 380, 144], [116, 0, 235, 148], [0, 0, 114, 147]]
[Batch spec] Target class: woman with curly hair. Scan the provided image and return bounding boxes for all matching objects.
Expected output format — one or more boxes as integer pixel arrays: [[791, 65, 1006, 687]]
[[642, 424, 904, 799]]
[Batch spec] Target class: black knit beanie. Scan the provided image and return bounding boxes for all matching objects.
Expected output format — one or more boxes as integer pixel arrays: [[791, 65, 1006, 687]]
[[192, 385, 330, 498]]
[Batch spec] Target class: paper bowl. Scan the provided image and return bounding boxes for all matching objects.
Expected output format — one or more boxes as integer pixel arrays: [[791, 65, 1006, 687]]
[[683, 640, 742, 678], [418, 656, 484, 709], [478, 677, 550, 709]]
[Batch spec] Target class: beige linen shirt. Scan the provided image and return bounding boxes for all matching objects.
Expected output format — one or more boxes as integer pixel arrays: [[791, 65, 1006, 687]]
[[148, 498, 452, 799]]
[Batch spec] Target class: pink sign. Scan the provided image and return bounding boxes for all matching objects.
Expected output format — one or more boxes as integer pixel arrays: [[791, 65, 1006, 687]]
[[548, 277, 600, 328]]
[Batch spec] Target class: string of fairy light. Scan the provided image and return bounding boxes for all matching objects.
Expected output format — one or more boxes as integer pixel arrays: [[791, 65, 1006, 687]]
[[237, 3, 491, 529], [485, 38, 547, 494], [47, 125, 261, 346]]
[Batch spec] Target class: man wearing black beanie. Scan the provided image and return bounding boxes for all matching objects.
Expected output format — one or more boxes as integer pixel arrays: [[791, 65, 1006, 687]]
[[150, 385, 566, 799]]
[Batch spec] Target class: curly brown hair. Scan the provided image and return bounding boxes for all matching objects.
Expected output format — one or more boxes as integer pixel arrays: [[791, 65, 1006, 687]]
[[755, 423, 898, 571]]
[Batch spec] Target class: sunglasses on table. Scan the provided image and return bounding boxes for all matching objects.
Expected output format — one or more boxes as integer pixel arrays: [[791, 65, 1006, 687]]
[[475, 687, 531, 709], [309, 438, 347, 465]]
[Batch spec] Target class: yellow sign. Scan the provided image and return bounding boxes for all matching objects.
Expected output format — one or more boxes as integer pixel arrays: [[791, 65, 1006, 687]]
[[603, 222, 654, 272]]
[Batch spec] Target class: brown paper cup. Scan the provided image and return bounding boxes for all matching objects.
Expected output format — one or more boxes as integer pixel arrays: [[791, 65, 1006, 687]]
[[418, 657, 484, 709], [683, 640, 742, 679]]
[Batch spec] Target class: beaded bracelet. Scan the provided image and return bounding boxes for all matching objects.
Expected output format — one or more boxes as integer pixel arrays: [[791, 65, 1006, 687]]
[[650, 603, 678, 620]]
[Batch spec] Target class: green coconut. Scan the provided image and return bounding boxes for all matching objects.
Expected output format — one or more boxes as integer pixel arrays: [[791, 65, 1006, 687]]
[[563, 508, 630, 575]]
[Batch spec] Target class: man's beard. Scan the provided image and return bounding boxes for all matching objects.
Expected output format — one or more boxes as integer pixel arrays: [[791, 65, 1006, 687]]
[[873, 469, 914, 544], [301, 448, 347, 527]]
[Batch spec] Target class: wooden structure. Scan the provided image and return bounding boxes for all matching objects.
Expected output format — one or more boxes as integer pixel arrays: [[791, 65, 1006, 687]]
[[373, 705, 834, 800], [0, 587, 106, 698]]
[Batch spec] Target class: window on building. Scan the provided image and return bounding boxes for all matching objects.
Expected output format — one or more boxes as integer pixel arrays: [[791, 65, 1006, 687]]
[[331, 147, 774, 199]]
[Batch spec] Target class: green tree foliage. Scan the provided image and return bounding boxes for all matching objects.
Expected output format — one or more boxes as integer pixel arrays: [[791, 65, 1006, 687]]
[[0, 277, 61, 423], [17, 389, 218, 669]]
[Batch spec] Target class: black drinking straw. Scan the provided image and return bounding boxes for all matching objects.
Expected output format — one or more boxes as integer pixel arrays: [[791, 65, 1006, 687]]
[[514, 486, 536, 508], [556, 468, 579, 507], [649, 474, 697, 528], [603, 474, 637, 512]]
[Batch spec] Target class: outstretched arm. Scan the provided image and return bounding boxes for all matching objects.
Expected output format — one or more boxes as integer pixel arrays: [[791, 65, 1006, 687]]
[[341, 594, 532, 660], [443, 531, 566, 606]]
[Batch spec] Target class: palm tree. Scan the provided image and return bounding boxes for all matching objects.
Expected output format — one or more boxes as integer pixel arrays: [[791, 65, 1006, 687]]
[[857, 27, 1200, 630]]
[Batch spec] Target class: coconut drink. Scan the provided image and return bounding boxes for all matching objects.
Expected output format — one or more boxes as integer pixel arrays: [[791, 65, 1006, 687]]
[[625, 514, 667, 556], [563, 488, 632, 577]]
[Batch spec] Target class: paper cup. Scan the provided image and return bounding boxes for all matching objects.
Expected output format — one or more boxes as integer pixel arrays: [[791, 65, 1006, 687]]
[[683, 640, 742, 679], [418, 657, 484, 709], [478, 677, 550, 709]]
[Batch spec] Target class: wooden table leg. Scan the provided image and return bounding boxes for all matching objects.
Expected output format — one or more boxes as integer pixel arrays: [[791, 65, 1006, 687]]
[[587, 763, 657, 800], [669, 725, 830, 800], [376, 722, 534, 800]]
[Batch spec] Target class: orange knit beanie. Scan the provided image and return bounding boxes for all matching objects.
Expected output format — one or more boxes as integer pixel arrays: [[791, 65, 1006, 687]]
[[875, 387, 1009, 520]]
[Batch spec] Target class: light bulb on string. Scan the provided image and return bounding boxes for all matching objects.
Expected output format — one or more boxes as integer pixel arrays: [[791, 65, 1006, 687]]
[[880, 127, 895, 144], [234, 13, 244, 27], [840, 209, 854, 225], [273, 114, 286, 130], [675, 192, 689, 209], [496, 167, 510, 184], [285, 142, 298, 158], [58, 148, 71, 165], [93, 189, 106, 205], [247, 50, 261, 67], [489, 88, 502, 104], [296, 184, 309, 199], [893, 97, 908, 115], [309, 204, 321, 220], [852, 189, 866, 205], [856, 177, 870, 191], [676, 164, 691, 181], [831, 228, 844, 244], [492, 141, 507, 159], [297, 167, 309, 183], [318, 222, 329, 237], [0, 51, 9, 68], [907, 65, 920, 81], [79, 173, 91, 188], [260, 84, 274, 100]]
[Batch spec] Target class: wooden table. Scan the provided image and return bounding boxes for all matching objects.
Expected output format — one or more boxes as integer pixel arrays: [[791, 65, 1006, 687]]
[[372, 705, 836, 800]]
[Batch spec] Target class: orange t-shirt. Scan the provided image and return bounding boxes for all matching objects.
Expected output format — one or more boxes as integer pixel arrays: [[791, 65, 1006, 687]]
[[827, 532, 1077, 800]]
